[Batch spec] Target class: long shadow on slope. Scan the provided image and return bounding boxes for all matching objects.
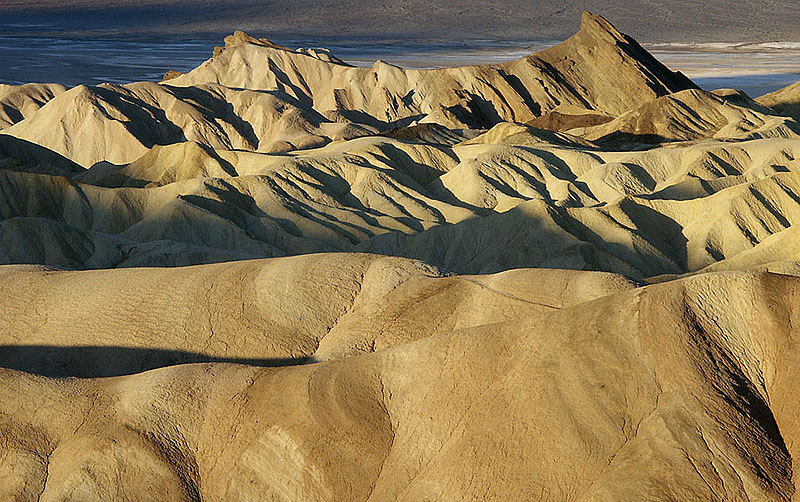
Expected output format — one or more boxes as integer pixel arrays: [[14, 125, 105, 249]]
[[516, 147, 601, 203], [161, 85, 261, 149], [76, 142, 240, 188], [0, 134, 692, 277], [445, 92, 504, 129], [594, 133, 680, 148], [0, 345, 307, 378], [759, 92, 800, 122], [91, 85, 187, 147], [357, 201, 687, 279], [0, 135, 84, 176], [267, 58, 315, 107], [0, 165, 689, 277], [371, 142, 456, 186]]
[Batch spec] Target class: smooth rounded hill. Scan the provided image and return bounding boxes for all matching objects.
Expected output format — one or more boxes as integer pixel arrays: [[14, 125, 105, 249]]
[[2, 268, 800, 500]]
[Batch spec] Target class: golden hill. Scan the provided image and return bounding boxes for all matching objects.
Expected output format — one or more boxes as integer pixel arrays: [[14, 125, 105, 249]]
[[1, 262, 799, 500], [3, 11, 800, 501]]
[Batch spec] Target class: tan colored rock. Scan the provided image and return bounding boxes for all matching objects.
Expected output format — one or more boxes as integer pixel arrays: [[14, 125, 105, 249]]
[[0, 83, 66, 130], [162, 69, 184, 81], [165, 12, 695, 129], [0, 253, 637, 376], [571, 88, 800, 143], [1, 270, 799, 500], [758, 80, 800, 122], [3, 82, 373, 167], [4, 11, 800, 501]]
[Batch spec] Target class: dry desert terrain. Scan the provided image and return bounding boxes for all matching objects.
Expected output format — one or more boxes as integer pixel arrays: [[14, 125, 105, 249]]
[[3, 12, 800, 501]]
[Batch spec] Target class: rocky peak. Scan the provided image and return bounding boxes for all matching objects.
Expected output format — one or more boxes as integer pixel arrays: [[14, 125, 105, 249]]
[[212, 30, 290, 58]]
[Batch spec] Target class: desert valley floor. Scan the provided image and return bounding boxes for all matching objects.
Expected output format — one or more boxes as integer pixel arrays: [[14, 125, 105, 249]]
[[4, 11, 800, 501]]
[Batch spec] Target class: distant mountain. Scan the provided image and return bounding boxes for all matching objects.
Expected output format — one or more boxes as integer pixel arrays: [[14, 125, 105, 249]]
[[1, 0, 799, 42], [1, 14, 697, 170]]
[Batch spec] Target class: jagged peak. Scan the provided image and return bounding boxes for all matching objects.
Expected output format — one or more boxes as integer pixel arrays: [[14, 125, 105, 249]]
[[224, 30, 288, 50], [210, 30, 351, 65], [373, 59, 403, 70], [523, 11, 697, 100], [532, 11, 640, 59], [579, 11, 626, 42], [212, 30, 291, 58], [296, 47, 351, 66]]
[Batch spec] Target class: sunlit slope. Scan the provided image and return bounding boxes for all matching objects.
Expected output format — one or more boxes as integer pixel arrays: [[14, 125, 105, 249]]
[[3, 130, 800, 277], [1, 13, 694, 168], [0, 253, 637, 376], [2, 270, 800, 500], [4, 11, 800, 501], [1, 15, 800, 277]]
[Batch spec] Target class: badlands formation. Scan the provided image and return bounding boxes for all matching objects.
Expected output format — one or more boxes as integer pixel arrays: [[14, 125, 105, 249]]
[[5, 11, 800, 501]]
